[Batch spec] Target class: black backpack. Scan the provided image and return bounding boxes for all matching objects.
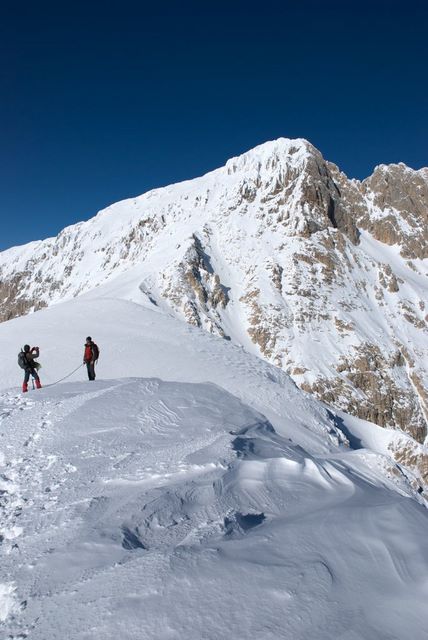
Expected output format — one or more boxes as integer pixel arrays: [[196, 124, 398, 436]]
[[18, 351, 28, 369], [92, 343, 100, 361]]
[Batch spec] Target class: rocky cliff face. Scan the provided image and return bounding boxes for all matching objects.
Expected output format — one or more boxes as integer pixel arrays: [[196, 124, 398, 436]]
[[360, 163, 428, 259], [1, 138, 427, 482]]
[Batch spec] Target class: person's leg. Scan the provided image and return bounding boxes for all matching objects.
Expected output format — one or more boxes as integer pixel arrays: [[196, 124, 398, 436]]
[[23, 369, 30, 392], [88, 362, 96, 380], [33, 370, 42, 389]]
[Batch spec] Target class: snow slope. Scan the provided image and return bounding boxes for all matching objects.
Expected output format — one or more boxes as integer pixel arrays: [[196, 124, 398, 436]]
[[1, 293, 428, 639]]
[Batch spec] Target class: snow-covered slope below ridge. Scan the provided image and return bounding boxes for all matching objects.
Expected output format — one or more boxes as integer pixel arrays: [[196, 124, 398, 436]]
[[1, 138, 427, 447], [0, 294, 428, 639]]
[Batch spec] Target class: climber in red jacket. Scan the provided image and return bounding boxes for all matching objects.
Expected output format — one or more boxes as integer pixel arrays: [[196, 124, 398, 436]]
[[83, 336, 100, 381]]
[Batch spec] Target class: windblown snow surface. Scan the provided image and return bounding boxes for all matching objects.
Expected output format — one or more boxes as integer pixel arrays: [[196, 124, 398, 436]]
[[0, 284, 428, 639]]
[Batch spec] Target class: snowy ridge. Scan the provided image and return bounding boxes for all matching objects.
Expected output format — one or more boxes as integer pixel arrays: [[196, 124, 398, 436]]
[[0, 291, 428, 638]]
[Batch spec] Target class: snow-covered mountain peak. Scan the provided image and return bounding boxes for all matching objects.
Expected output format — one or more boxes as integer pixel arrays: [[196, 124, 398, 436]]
[[1, 140, 428, 635], [0, 138, 427, 491], [224, 137, 317, 175]]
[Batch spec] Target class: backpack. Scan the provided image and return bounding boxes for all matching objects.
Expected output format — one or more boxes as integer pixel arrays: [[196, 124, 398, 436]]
[[18, 351, 28, 369], [92, 343, 100, 361]]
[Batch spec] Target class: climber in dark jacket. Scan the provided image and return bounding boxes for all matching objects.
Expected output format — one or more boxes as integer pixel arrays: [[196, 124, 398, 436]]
[[83, 336, 99, 381], [20, 345, 42, 392]]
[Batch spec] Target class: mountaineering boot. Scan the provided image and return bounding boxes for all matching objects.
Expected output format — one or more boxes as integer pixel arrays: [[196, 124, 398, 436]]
[[35, 379, 42, 389], [22, 382, 28, 393]]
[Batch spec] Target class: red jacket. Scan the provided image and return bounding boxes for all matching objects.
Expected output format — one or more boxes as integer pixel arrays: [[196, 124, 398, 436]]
[[84, 345, 94, 362]]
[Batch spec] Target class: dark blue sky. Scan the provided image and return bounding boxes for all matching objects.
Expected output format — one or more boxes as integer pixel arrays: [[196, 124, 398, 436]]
[[1, 0, 427, 250]]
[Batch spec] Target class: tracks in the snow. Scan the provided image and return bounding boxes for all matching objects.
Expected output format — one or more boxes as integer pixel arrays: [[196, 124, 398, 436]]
[[0, 378, 421, 639], [0, 385, 118, 637]]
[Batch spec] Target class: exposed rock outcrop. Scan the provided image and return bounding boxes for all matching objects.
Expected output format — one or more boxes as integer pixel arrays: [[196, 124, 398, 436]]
[[360, 164, 428, 259]]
